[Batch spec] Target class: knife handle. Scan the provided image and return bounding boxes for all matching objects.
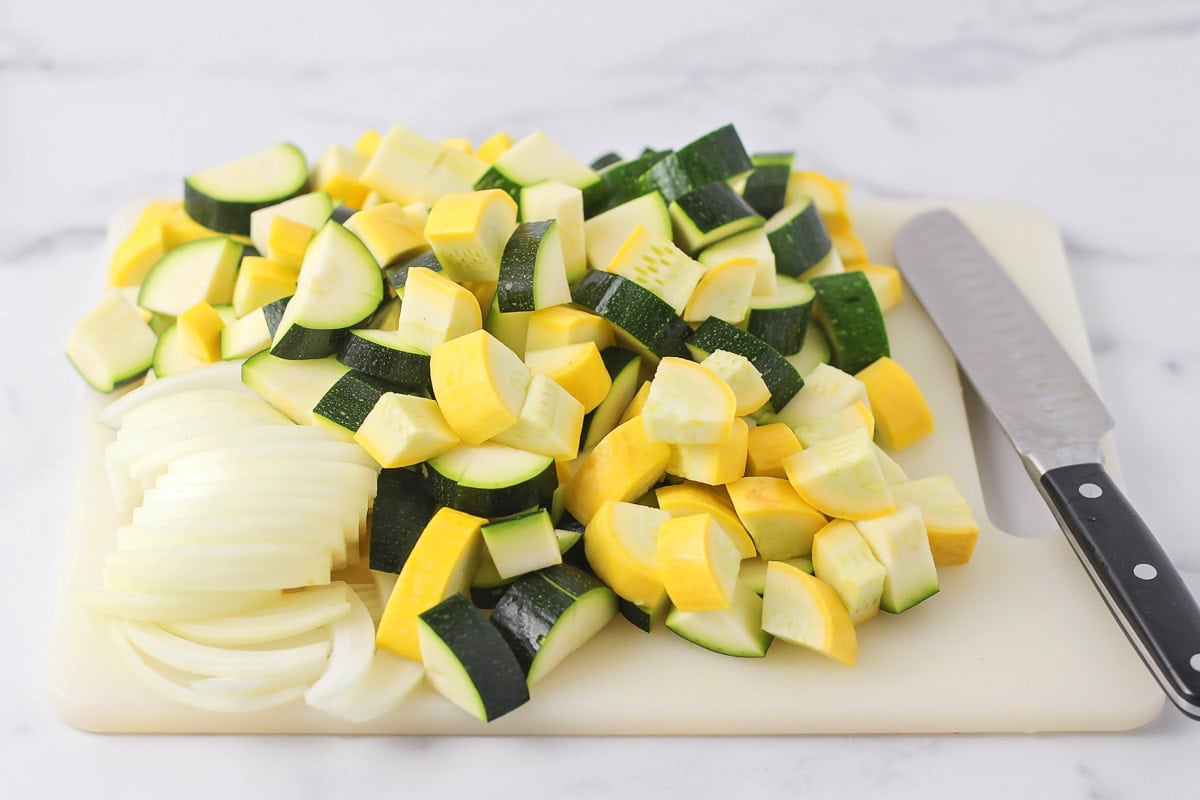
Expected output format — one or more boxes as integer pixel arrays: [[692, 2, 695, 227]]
[[1042, 463, 1200, 720]]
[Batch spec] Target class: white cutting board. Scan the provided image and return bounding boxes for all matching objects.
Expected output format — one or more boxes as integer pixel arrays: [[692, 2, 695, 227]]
[[47, 200, 1165, 734]]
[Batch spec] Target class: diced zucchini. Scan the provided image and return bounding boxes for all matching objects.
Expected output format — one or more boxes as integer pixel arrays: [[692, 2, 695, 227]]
[[578, 347, 642, 452], [582, 151, 668, 217], [519, 181, 587, 284], [249, 192, 334, 262], [481, 509, 562, 580], [138, 237, 243, 317], [241, 351, 351, 427], [847, 263, 903, 312], [785, 322, 831, 378], [497, 220, 571, 311], [668, 182, 763, 254], [66, 289, 158, 392], [312, 370, 403, 434], [484, 296, 535, 360], [383, 249, 442, 297], [809, 271, 890, 375], [764, 198, 833, 278], [636, 125, 753, 203], [603, 225, 705, 315], [741, 152, 794, 218], [337, 329, 431, 391], [746, 276, 815, 356], [584, 191, 672, 271], [666, 579, 772, 658], [369, 469, 438, 574], [184, 143, 309, 235], [570, 271, 691, 362], [427, 442, 557, 518], [855, 504, 940, 613], [473, 130, 598, 200], [686, 317, 803, 411]]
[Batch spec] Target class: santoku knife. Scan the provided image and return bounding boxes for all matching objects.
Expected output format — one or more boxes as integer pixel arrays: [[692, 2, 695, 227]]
[[894, 209, 1200, 720]]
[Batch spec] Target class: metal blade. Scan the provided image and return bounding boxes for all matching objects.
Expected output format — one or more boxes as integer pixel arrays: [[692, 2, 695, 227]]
[[893, 209, 1113, 476]]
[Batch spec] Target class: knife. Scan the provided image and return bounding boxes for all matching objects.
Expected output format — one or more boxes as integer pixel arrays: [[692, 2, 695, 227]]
[[893, 209, 1200, 720]]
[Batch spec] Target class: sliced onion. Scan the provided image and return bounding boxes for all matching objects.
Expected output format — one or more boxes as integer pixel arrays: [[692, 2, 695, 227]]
[[104, 543, 331, 592], [307, 650, 424, 723], [174, 440, 379, 470], [190, 659, 329, 698], [132, 500, 358, 549], [118, 619, 331, 678], [162, 584, 352, 647], [119, 391, 281, 433], [117, 514, 348, 568], [161, 459, 378, 497], [304, 588, 376, 706], [98, 361, 246, 429], [111, 408, 289, 463], [75, 587, 281, 622]]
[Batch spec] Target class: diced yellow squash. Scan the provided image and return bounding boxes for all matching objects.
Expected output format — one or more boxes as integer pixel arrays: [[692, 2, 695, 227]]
[[524, 305, 614, 353], [726, 476, 827, 561], [745, 423, 803, 479], [855, 504, 940, 613], [232, 256, 298, 317], [395, 267, 482, 354], [161, 205, 219, 250], [783, 427, 895, 521], [618, 380, 651, 426], [604, 225, 705, 315], [655, 482, 756, 559], [344, 203, 426, 267], [424, 189, 518, 282], [267, 216, 316, 269], [761, 561, 857, 666], [475, 131, 514, 164], [793, 401, 875, 448], [875, 444, 910, 484], [176, 301, 225, 363], [811, 519, 887, 625], [401, 201, 430, 229], [700, 350, 770, 415], [855, 357, 934, 450], [354, 392, 460, 468], [566, 416, 670, 524], [776, 362, 870, 429], [360, 125, 442, 205], [439, 138, 473, 154], [666, 417, 748, 486], [422, 149, 490, 206], [786, 171, 851, 233], [683, 257, 757, 323], [642, 357, 736, 445], [583, 500, 669, 607], [525, 342, 611, 413], [353, 128, 382, 160], [657, 514, 742, 612], [361, 191, 387, 209], [831, 230, 869, 266], [890, 476, 979, 566], [376, 507, 485, 661], [846, 263, 902, 312], [107, 200, 178, 287], [429, 329, 530, 445], [461, 280, 498, 321], [312, 144, 369, 210], [492, 374, 585, 461]]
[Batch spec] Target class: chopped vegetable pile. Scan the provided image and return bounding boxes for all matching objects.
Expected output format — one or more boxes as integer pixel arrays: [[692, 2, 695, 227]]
[[69, 124, 980, 724]]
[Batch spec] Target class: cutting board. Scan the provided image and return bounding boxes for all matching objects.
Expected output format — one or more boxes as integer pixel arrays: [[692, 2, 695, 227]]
[[47, 200, 1165, 734]]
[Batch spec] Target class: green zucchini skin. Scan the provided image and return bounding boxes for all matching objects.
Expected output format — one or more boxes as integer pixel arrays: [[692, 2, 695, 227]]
[[686, 317, 804, 410], [497, 220, 554, 312], [742, 157, 792, 218], [810, 271, 890, 374], [472, 167, 523, 202], [426, 459, 558, 519], [369, 468, 438, 574], [556, 513, 593, 574], [337, 331, 431, 390], [329, 205, 356, 224], [669, 182, 763, 253], [583, 151, 669, 218], [746, 278, 816, 356], [589, 152, 623, 170], [269, 322, 348, 360], [570, 271, 691, 361], [182, 185, 302, 237], [261, 295, 291, 338], [636, 125, 752, 203], [766, 199, 832, 277], [383, 250, 442, 295], [417, 595, 530, 722], [312, 370, 405, 432], [579, 347, 643, 451]]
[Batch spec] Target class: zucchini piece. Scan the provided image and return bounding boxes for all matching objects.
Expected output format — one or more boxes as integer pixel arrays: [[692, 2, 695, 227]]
[[740, 152, 794, 218], [329, 205, 355, 224], [682, 257, 756, 324], [765, 198, 833, 278], [636, 125, 753, 203], [484, 296, 534, 360], [618, 593, 670, 633], [220, 307, 271, 360], [424, 189, 518, 283], [746, 276, 816, 355], [66, 289, 158, 392], [579, 347, 642, 452], [809, 271, 890, 375], [666, 579, 772, 658], [589, 152, 623, 170], [337, 329, 431, 390], [570, 271, 691, 361], [383, 249, 442, 297], [261, 295, 290, 338], [184, 143, 309, 236], [785, 321, 830, 377], [491, 564, 617, 684], [241, 351, 350, 427], [427, 442, 557, 518], [354, 392, 460, 468], [473, 130, 598, 200], [249, 192, 333, 262], [271, 221, 384, 360], [153, 307, 238, 378], [847, 263, 903, 312], [582, 151, 668, 217], [369, 469, 438, 574], [686, 317, 803, 410], [519, 181, 587, 284], [761, 561, 857, 666], [496, 220, 571, 311], [481, 509, 562, 580], [697, 226, 777, 297], [811, 519, 887, 625], [584, 191, 672, 271], [855, 504, 940, 613], [491, 374, 586, 461], [417, 594, 530, 722], [138, 237, 243, 317], [668, 182, 763, 254], [312, 370, 405, 434]]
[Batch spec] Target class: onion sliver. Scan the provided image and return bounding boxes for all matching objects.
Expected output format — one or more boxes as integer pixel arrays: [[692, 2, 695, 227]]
[[132, 501, 358, 548], [190, 659, 328, 698], [98, 361, 246, 429], [75, 587, 281, 622], [119, 620, 331, 679], [104, 543, 331, 592], [174, 441, 379, 470], [161, 460, 378, 497], [307, 650, 424, 723], [117, 514, 348, 567], [144, 478, 370, 530], [163, 584, 352, 647], [305, 588, 376, 707], [118, 389, 268, 432]]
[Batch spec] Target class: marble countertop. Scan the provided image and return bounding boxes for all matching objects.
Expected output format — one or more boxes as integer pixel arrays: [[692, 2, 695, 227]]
[[3, 0, 1199, 795]]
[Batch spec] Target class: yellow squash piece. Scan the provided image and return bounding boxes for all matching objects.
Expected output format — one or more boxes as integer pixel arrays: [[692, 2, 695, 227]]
[[176, 301, 226, 363], [375, 507, 485, 661], [726, 476, 827, 561], [890, 476, 979, 566], [666, 416, 749, 486], [811, 519, 887, 625], [353, 128, 382, 160], [855, 357, 934, 450], [655, 482, 756, 559], [875, 444, 910, 484], [830, 230, 869, 266], [424, 189, 518, 282], [783, 427, 895, 521], [232, 256, 298, 317], [344, 203, 427, 267], [267, 216, 316, 270], [395, 267, 482, 354], [524, 305, 614, 353], [745, 423, 803, 479], [430, 329, 530, 445], [846, 263, 903, 312], [353, 392, 460, 468], [761, 561, 857, 666], [422, 149, 490, 206], [360, 125, 442, 205], [792, 401, 875, 448], [462, 280, 499, 320], [683, 257, 757, 324], [618, 380, 651, 426], [492, 374, 585, 461], [657, 514, 742, 612], [583, 501, 669, 607], [107, 200, 178, 287], [642, 357, 736, 445], [475, 131, 514, 164], [524, 342, 611, 413], [786, 171, 851, 233], [700, 350, 770, 416], [776, 362, 871, 429], [161, 205, 241, 250], [565, 416, 670, 524], [604, 225, 705, 316], [312, 145, 368, 209]]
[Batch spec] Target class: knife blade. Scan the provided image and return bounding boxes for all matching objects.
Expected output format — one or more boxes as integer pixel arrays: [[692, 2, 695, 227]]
[[894, 208, 1200, 720]]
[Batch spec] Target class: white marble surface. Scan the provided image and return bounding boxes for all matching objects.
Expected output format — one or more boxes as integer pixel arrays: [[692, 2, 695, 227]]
[[3, 0, 1200, 795]]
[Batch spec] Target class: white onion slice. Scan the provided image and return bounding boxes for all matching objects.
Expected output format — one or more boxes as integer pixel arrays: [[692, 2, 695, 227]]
[[119, 391, 279, 432], [117, 514, 348, 567], [307, 650, 424, 723], [304, 588, 376, 706], [75, 587, 281, 622], [98, 361, 246, 429], [132, 500, 358, 547], [111, 409, 289, 460], [190, 659, 329, 698], [162, 584, 352, 647], [104, 543, 331, 592], [118, 620, 331, 678], [162, 460, 378, 497], [174, 441, 379, 470]]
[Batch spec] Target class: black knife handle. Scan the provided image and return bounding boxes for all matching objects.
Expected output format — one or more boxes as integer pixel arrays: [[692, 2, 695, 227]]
[[1042, 463, 1200, 719]]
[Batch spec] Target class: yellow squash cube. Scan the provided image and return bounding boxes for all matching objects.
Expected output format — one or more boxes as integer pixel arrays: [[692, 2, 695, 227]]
[[491, 374, 585, 461], [430, 330, 531, 445], [177, 301, 226, 363], [657, 513, 742, 612], [524, 305, 614, 353], [395, 267, 482, 354], [666, 417, 749, 486], [232, 256, 298, 317], [655, 482, 756, 559], [353, 128, 382, 160], [107, 200, 178, 287], [344, 203, 427, 267], [745, 423, 803, 479], [424, 189, 518, 282], [565, 416, 670, 525], [476, 131, 514, 164], [762, 561, 857, 666], [312, 145, 369, 210], [524, 341, 611, 413], [354, 393, 460, 468], [360, 125, 442, 205], [783, 427, 895, 521], [584, 501, 669, 607], [726, 476, 827, 561], [855, 357, 933, 450]]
